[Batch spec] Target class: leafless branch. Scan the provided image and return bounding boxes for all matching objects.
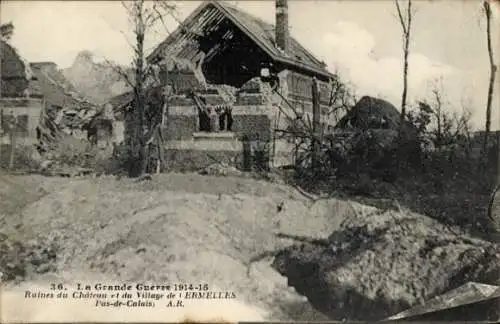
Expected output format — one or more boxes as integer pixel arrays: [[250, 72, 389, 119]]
[[395, 0, 414, 142], [482, 0, 497, 157], [153, 4, 176, 34], [395, 0, 408, 35], [102, 58, 135, 89]]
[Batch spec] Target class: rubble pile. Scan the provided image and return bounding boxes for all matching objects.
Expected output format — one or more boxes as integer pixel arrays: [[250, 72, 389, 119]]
[[32, 65, 102, 152], [209, 83, 238, 106], [37, 104, 99, 151]]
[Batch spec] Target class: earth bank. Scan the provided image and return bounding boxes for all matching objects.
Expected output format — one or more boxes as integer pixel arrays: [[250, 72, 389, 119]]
[[272, 206, 500, 321], [1, 173, 499, 321]]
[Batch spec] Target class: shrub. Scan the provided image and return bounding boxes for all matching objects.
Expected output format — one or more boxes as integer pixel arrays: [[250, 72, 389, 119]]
[[108, 142, 129, 175], [47, 136, 127, 175]]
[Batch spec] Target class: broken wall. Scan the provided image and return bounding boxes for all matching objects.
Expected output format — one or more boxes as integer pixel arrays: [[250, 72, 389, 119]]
[[161, 67, 339, 170], [163, 71, 272, 141], [0, 98, 43, 144], [156, 65, 275, 171], [268, 70, 343, 168]]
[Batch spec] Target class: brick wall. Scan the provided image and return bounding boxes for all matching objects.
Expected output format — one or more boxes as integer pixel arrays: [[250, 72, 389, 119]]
[[165, 114, 198, 140], [159, 102, 273, 171], [232, 114, 271, 140], [165, 105, 272, 141]]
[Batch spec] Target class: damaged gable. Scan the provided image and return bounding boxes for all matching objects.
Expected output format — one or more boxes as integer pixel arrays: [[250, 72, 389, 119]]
[[0, 40, 34, 97], [147, 1, 333, 87]]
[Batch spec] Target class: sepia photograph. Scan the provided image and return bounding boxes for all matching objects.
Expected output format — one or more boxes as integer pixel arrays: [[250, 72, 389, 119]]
[[1, 0, 500, 322]]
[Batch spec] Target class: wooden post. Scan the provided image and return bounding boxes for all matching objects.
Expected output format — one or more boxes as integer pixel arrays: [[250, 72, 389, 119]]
[[8, 115, 16, 170], [157, 82, 171, 174], [242, 135, 252, 172], [156, 99, 167, 174], [312, 77, 321, 171]]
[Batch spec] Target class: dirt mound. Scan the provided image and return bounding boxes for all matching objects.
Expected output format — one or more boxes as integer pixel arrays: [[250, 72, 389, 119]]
[[272, 206, 500, 321], [1, 174, 343, 322], [3, 174, 498, 322]]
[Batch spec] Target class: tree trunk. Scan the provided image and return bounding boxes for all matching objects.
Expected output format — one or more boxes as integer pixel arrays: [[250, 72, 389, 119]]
[[482, 0, 497, 161], [397, 0, 412, 143], [399, 36, 409, 139], [0, 108, 3, 170], [156, 100, 167, 174], [395, 0, 413, 175], [9, 124, 16, 170], [312, 78, 321, 171], [128, 0, 148, 178]]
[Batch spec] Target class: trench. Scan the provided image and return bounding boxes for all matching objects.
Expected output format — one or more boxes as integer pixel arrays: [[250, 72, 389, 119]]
[[270, 224, 500, 322]]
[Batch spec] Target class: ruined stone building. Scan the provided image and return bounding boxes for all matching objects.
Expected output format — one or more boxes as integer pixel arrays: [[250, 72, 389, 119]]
[[1, 39, 101, 157], [29, 62, 98, 135], [114, 0, 338, 170], [0, 40, 43, 148]]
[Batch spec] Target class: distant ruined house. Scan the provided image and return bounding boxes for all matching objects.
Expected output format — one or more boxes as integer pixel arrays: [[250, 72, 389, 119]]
[[28, 61, 101, 151], [82, 103, 115, 149], [0, 39, 43, 152], [111, 0, 338, 171], [1, 39, 102, 156]]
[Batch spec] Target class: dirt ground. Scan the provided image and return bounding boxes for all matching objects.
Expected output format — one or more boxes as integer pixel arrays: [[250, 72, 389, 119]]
[[1, 173, 344, 322], [1, 172, 498, 322]]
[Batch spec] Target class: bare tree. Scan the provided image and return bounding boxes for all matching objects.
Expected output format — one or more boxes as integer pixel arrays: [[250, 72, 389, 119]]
[[410, 83, 473, 154], [272, 74, 356, 180], [482, 0, 497, 158], [327, 73, 356, 124], [395, 0, 414, 139], [116, 0, 176, 177], [429, 82, 445, 149]]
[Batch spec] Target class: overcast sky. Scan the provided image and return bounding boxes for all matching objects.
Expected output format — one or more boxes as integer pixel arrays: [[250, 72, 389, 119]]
[[2, 0, 499, 130]]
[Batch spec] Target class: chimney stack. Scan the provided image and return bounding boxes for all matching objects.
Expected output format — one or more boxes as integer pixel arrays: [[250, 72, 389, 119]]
[[275, 0, 289, 53]]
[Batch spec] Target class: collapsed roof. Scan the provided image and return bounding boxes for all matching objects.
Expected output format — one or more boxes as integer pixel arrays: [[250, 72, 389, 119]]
[[29, 62, 94, 108], [147, 1, 333, 83], [29, 62, 102, 150], [0, 40, 33, 97]]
